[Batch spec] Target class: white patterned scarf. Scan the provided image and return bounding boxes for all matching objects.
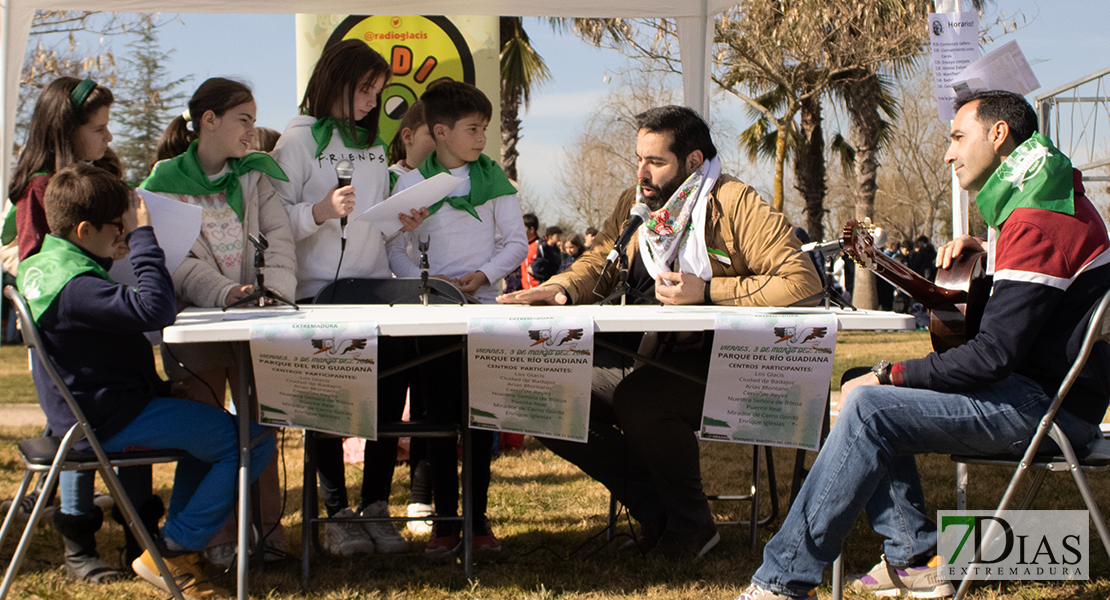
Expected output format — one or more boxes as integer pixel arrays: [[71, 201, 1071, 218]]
[[637, 155, 720, 281]]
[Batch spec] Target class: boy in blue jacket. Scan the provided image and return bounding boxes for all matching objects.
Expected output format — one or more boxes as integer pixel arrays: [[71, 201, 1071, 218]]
[[17, 163, 274, 599]]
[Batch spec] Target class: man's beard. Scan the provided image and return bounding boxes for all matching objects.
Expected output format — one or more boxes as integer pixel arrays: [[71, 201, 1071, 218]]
[[640, 164, 691, 212]]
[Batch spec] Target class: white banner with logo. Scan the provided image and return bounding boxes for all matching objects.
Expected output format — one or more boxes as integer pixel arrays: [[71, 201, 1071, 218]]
[[701, 313, 837, 450], [928, 11, 980, 121], [467, 315, 593, 442], [938, 510, 1089, 581], [250, 321, 379, 439]]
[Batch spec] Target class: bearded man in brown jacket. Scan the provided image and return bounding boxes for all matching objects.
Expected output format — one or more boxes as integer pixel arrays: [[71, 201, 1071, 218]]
[[498, 105, 821, 560]]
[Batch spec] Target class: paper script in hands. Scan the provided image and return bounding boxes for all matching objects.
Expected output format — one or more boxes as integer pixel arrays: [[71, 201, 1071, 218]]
[[109, 189, 202, 287], [352, 173, 466, 236]]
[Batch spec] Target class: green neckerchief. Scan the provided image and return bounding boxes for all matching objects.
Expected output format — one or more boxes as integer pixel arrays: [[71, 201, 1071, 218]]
[[16, 235, 113, 323], [976, 132, 1075, 228], [417, 152, 517, 221], [140, 140, 288, 221], [388, 170, 400, 195], [310, 117, 386, 159], [1, 204, 16, 246], [3, 172, 50, 245]]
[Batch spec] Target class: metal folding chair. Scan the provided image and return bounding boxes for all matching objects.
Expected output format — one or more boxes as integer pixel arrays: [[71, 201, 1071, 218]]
[[300, 278, 473, 585], [831, 288, 1110, 600], [0, 286, 187, 600], [948, 288, 1110, 600]]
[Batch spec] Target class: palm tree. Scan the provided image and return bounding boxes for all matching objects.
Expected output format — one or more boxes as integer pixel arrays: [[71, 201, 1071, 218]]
[[795, 91, 826, 241], [499, 17, 550, 183], [736, 85, 826, 242], [836, 0, 989, 309], [499, 17, 628, 183]]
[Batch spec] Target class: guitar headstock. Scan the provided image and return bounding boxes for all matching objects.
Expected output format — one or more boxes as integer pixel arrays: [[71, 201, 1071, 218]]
[[842, 218, 877, 269]]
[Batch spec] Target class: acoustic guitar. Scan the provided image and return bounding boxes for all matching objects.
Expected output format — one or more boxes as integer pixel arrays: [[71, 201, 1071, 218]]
[[841, 219, 991, 352]]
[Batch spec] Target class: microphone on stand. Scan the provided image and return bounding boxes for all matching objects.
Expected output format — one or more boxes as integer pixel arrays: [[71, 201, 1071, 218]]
[[604, 203, 652, 270], [800, 239, 843, 257], [335, 160, 355, 240]]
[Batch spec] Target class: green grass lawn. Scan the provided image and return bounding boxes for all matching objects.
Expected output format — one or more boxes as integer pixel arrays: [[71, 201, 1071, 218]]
[[0, 345, 35, 404], [0, 331, 1107, 599]]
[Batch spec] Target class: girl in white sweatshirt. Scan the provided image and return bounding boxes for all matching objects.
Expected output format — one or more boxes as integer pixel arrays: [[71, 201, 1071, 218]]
[[270, 39, 425, 556]]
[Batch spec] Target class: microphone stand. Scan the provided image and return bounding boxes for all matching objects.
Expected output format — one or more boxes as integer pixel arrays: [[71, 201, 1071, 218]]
[[819, 249, 854, 310], [593, 251, 634, 305], [224, 233, 299, 311], [394, 236, 464, 306]]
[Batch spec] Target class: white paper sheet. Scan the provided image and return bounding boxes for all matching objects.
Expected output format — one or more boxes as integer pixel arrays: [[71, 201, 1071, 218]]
[[351, 173, 465, 235], [109, 189, 202, 287], [251, 320, 379, 439], [951, 40, 1041, 99]]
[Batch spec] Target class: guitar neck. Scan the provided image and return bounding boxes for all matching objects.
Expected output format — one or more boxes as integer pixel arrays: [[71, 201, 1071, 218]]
[[865, 251, 967, 309]]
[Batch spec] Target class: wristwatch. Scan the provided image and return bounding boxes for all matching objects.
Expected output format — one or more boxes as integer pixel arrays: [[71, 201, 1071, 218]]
[[871, 360, 892, 385]]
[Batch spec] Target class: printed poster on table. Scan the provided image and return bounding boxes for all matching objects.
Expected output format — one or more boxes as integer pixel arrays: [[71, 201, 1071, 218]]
[[701, 313, 837, 450], [250, 321, 379, 439], [467, 315, 593, 442]]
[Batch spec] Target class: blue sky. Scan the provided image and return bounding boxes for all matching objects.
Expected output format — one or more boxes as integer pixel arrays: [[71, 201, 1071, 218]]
[[38, 1, 1110, 208]]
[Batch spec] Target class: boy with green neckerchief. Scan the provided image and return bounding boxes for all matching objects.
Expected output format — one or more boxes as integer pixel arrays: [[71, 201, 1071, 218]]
[[387, 80, 528, 302], [387, 80, 528, 558], [18, 164, 274, 599]]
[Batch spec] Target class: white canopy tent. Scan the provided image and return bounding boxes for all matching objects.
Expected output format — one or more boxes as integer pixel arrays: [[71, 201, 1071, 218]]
[[1, 0, 737, 192]]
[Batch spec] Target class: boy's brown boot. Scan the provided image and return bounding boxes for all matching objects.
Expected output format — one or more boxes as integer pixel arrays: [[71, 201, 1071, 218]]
[[133, 547, 230, 600]]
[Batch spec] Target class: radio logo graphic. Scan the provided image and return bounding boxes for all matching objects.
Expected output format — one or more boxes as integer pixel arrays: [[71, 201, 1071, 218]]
[[326, 15, 476, 145]]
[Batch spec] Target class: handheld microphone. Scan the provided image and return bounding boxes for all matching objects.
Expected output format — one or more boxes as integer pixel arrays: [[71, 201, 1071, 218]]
[[335, 160, 355, 236], [604, 203, 652, 267], [800, 239, 843, 256]]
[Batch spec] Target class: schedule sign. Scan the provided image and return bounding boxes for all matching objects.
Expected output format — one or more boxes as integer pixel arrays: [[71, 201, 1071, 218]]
[[929, 11, 980, 121]]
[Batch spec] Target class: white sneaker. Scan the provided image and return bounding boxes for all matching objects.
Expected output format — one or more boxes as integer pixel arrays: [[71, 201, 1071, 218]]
[[323, 507, 375, 556], [205, 541, 237, 571], [406, 503, 433, 536], [360, 501, 409, 554]]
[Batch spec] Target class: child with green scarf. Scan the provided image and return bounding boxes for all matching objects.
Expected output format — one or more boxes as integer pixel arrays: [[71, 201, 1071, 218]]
[[7, 76, 158, 584], [18, 163, 275, 599], [269, 38, 425, 559], [142, 77, 295, 567], [388, 80, 528, 558]]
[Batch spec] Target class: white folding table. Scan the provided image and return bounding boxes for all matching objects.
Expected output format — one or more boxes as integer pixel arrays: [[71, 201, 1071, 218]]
[[162, 304, 914, 596]]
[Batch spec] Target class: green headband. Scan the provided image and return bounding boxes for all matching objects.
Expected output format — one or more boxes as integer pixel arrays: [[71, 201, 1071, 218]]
[[69, 79, 97, 109]]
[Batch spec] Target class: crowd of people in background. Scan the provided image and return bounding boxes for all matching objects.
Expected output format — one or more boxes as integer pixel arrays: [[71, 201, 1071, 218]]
[[503, 214, 596, 294]]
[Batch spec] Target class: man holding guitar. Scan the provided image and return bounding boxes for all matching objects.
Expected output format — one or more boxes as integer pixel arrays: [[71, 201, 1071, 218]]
[[736, 90, 1110, 600]]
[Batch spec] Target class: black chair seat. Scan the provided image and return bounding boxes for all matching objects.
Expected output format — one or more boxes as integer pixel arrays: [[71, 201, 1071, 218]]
[[951, 437, 1110, 468], [314, 277, 466, 305], [18, 436, 183, 467]]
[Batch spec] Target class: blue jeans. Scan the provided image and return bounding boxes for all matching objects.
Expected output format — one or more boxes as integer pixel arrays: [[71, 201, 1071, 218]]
[[100, 397, 275, 552], [752, 374, 1101, 596], [58, 467, 151, 516]]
